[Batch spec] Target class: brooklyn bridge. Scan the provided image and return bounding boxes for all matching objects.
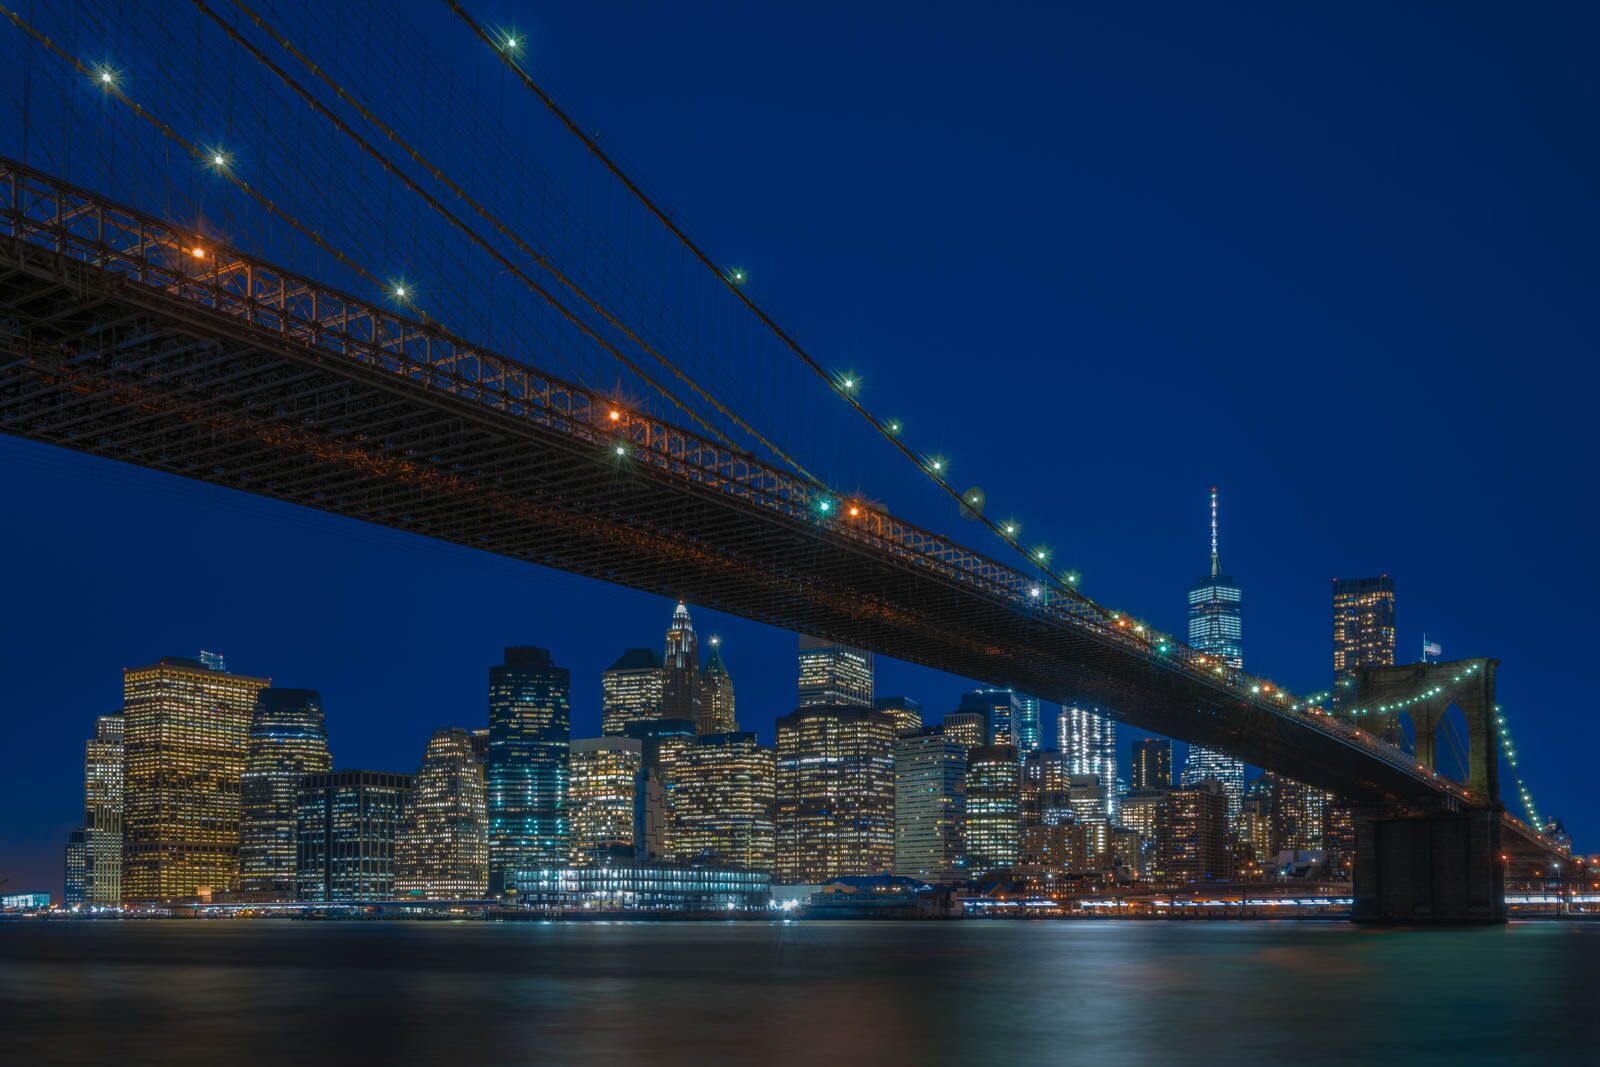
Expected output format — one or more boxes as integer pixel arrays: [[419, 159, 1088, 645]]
[[0, 0, 1568, 921]]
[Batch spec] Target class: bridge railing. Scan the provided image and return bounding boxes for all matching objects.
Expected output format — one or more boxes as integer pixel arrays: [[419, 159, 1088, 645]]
[[0, 157, 1466, 803]]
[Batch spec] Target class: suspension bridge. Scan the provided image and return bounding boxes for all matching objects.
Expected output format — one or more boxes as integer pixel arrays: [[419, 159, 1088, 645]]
[[0, 0, 1568, 921]]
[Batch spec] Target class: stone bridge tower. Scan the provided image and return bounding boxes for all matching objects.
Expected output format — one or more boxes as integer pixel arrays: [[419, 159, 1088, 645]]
[[1353, 658, 1500, 804]]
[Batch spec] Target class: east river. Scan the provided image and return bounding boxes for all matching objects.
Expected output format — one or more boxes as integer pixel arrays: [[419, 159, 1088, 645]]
[[2, 919, 1596, 1065]]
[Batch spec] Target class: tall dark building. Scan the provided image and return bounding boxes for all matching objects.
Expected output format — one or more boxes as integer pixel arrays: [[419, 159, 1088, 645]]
[[63, 829, 87, 905], [297, 771, 413, 901], [239, 688, 332, 899], [1332, 576, 1396, 697], [661, 602, 703, 723], [1131, 738, 1173, 790], [486, 647, 571, 888]]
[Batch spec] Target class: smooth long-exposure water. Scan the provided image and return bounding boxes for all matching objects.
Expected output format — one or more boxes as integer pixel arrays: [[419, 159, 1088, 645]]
[[1, 919, 1595, 1066]]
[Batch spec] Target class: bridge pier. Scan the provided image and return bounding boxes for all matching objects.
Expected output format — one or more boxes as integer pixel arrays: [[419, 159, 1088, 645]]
[[1351, 806, 1505, 924]]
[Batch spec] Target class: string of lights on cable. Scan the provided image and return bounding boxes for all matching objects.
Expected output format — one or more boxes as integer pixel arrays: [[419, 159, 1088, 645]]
[[447, 0, 1096, 604]]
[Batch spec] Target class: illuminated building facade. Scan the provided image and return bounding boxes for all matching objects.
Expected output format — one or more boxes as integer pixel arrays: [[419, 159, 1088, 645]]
[[296, 771, 413, 901], [1015, 695, 1042, 752], [486, 647, 570, 887], [1060, 705, 1118, 822], [1237, 777, 1274, 872], [875, 695, 923, 737], [775, 705, 895, 883], [662, 602, 703, 723], [671, 732, 775, 872], [397, 727, 489, 899], [624, 718, 697, 860], [64, 829, 87, 905], [1266, 772, 1327, 855], [1131, 737, 1172, 790], [942, 709, 990, 751], [1181, 747, 1244, 828], [893, 728, 966, 883], [963, 744, 1022, 877], [83, 713, 124, 905], [239, 688, 331, 899], [1156, 781, 1231, 883], [698, 637, 738, 735], [601, 648, 666, 736], [568, 737, 643, 866], [121, 656, 271, 902], [1332, 575, 1396, 698], [508, 858, 771, 912], [958, 689, 1021, 748], [796, 635, 874, 708]]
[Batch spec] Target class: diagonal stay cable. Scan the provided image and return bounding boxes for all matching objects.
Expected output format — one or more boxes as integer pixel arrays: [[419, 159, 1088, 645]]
[[193, 0, 813, 473], [446, 0, 1094, 603], [0, 2, 396, 315]]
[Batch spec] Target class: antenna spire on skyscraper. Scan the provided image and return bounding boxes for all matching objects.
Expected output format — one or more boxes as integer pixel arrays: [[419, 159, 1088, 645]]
[[1210, 487, 1220, 578]]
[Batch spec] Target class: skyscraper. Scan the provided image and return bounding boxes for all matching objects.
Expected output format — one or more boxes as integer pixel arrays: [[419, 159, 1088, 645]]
[[699, 636, 738, 735], [121, 655, 271, 902], [486, 647, 571, 887], [624, 718, 697, 860], [82, 713, 124, 905], [796, 635, 874, 708], [1186, 488, 1245, 825], [775, 705, 895, 883], [1060, 704, 1118, 822], [63, 829, 87, 905], [1131, 738, 1173, 790], [662, 602, 703, 723], [296, 771, 413, 902], [567, 737, 643, 865], [1014, 695, 1043, 753], [893, 728, 966, 883], [397, 727, 488, 899], [1332, 576, 1396, 696], [671, 732, 776, 872], [958, 689, 1021, 747], [1156, 781, 1231, 883], [963, 745, 1022, 877], [875, 696, 923, 737], [600, 648, 666, 736], [239, 688, 332, 899], [1188, 488, 1243, 667]]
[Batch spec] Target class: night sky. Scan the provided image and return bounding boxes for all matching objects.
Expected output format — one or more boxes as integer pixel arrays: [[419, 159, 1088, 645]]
[[3, 1, 1596, 897]]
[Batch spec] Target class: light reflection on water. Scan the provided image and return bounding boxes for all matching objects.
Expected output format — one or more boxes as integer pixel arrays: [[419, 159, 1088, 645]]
[[1, 919, 1596, 1066]]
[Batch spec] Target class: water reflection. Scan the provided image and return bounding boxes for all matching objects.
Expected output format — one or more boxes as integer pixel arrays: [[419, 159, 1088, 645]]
[[1, 920, 1596, 1066]]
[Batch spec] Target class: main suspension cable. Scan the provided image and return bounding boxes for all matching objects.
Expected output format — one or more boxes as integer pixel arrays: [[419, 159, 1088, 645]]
[[446, 0, 1093, 602]]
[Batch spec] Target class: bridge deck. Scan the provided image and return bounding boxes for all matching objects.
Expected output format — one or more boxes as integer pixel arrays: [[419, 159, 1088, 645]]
[[0, 159, 1496, 808]]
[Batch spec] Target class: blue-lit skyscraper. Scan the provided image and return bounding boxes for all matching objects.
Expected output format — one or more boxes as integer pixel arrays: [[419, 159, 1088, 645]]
[[1014, 695, 1042, 753], [487, 647, 571, 891], [1184, 488, 1245, 824]]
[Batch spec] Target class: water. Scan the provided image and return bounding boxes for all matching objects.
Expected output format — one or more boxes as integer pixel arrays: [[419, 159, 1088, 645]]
[[2, 920, 1596, 1066]]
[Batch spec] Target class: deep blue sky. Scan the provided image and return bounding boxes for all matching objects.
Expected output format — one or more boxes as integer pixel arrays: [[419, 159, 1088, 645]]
[[3, 1, 1595, 895]]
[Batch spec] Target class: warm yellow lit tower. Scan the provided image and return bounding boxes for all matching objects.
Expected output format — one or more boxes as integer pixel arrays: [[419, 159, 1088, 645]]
[[121, 656, 271, 902]]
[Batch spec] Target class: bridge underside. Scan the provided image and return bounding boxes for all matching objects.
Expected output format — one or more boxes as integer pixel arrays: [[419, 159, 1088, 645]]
[[0, 233, 1477, 807]]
